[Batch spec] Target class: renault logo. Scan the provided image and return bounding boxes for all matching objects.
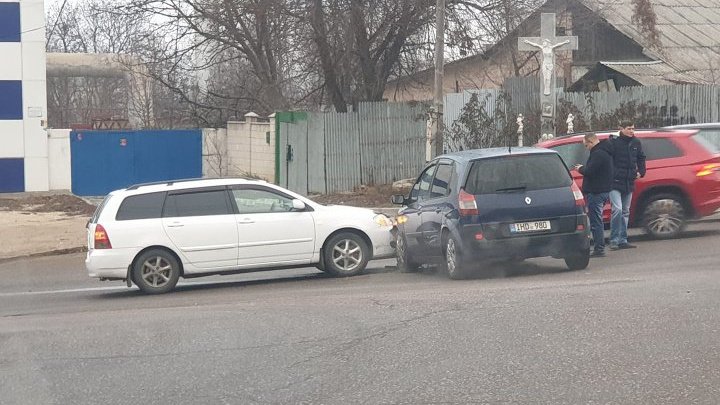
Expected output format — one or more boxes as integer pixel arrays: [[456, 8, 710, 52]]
[[525, 197, 532, 205]]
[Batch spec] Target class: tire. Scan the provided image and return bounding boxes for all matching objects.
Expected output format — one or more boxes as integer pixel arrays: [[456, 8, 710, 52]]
[[132, 249, 181, 294], [641, 193, 686, 239], [396, 234, 421, 273], [564, 248, 590, 271], [323, 232, 370, 277], [445, 236, 467, 280]]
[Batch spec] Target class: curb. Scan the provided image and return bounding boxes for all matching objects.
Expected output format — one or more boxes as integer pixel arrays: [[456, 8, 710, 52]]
[[0, 246, 87, 264]]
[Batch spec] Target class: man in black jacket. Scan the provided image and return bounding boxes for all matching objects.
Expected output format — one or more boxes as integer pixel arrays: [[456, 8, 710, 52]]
[[574, 133, 613, 257], [607, 120, 646, 250]]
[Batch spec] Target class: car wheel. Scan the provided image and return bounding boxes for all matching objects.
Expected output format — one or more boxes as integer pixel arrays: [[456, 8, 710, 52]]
[[396, 234, 421, 272], [564, 248, 590, 271], [642, 193, 686, 239], [445, 236, 467, 280], [132, 249, 181, 294], [323, 232, 370, 277]]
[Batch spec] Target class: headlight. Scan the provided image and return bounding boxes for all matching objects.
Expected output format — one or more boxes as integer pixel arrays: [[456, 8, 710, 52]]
[[395, 215, 408, 225], [373, 214, 393, 228]]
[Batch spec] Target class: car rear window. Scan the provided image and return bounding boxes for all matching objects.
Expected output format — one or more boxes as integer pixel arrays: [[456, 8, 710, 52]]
[[465, 154, 572, 195], [90, 195, 112, 224], [116, 192, 166, 221], [693, 129, 720, 154]]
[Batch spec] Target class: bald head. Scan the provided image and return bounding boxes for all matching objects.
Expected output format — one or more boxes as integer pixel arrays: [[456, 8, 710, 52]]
[[583, 133, 599, 149]]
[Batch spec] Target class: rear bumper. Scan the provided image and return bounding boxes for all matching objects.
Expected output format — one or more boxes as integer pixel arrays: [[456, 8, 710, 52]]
[[694, 195, 720, 218], [86, 248, 137, 280], [463, 231, 590, 260]]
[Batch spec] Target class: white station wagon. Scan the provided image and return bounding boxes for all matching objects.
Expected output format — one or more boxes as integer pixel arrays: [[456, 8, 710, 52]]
[[86, 178, 395, 293]]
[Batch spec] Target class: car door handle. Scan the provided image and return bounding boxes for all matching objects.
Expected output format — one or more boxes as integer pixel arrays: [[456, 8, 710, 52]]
[[435, 208, 441, 213], [237, 219, 255, 224], [166, 223, 184, 228]]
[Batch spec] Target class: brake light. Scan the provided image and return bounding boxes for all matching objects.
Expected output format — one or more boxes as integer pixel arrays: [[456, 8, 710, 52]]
[[94, 224, 112, 249], [458, 189, 479, 216], [571, 182, 585, 206], [696, 163, 720, 177]]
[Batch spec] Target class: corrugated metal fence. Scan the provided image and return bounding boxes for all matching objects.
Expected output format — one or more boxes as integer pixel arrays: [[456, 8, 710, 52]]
[[445, 83, 720, 134], [278, 102, 427, 195]]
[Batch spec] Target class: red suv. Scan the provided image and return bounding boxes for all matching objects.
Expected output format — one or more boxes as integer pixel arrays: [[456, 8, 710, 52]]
[[536, 128, 720, 239]]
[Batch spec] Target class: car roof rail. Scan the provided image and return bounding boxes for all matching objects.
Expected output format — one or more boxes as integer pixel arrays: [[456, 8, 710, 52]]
[[125, 178, 204, 190]]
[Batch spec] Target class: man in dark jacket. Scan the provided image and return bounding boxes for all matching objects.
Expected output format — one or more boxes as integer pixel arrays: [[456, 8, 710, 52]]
[[607, 120, 646, 250], [574, 133, 613, 257]]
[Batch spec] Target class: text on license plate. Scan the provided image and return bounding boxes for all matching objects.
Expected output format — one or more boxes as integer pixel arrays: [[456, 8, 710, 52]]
[[510, 220, 551, 233]]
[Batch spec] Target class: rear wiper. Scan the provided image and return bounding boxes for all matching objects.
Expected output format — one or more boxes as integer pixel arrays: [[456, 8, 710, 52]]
[[495, 186, 527, 192]]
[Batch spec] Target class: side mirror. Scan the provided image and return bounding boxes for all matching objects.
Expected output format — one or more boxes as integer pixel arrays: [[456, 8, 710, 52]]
[[391, 194, 406, 205], [291, 199, 306, 211]]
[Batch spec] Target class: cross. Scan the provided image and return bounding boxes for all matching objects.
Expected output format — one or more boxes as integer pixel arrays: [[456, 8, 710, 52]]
[[518, 13, 578, 96]]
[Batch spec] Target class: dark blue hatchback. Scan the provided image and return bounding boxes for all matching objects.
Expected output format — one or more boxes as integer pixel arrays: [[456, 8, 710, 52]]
[[392, 147, 591, 279]]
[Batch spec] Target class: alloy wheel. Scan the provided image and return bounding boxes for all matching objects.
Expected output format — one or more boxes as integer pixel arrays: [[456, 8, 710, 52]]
[[332, 239, 363, 272], [141, 256, 173, 288], [645, 198, 684, 237]]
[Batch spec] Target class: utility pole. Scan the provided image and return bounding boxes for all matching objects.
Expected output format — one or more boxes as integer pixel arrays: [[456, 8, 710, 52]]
[[431, 0, 445, 158]]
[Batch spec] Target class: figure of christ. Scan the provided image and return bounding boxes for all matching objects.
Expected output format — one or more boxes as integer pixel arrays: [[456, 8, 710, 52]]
[[522, 38, 570, 95]]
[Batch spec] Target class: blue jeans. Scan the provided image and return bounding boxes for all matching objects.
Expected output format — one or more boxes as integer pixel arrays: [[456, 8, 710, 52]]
[[586, 192, 609, 252], [609, 190, 633, 246]]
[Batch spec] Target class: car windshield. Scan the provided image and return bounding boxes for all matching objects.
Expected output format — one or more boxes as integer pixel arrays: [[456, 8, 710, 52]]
[[464, 154, 572, 195]]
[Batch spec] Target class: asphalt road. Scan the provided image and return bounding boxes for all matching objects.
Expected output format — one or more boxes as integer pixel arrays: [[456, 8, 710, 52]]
[[1, 220, 720, 404]]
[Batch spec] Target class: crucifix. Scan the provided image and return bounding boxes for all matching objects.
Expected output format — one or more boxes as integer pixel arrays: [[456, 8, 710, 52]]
[[518, 13, 578, 137]]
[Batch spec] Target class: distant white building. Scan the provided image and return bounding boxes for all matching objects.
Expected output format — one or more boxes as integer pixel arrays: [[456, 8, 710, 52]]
[[0, 0, 47, 192]]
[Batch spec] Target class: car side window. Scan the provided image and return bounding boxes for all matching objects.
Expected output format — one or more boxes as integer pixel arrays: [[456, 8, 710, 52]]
[[410, 165, 437, 202], [163, 189, 232, 217], [116, 192, 165, 221], [231, 188, 295, 214], [640, 138, 683, 160], [549, 142, 586, 168], [429, 163, 453, 198]]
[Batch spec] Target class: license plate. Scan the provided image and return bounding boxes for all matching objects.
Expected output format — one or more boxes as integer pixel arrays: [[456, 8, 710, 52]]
[[510, 220, 551, 233]]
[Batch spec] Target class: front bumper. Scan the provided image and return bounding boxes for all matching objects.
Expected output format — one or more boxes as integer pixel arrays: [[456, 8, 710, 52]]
[[367, 227, 396, 260]]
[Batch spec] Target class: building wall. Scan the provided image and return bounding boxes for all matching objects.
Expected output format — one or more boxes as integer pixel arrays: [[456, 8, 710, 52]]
[[0, 0, 48, 192]]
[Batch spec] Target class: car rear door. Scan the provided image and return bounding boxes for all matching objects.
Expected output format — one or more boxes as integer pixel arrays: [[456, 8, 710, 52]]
[[162, 187, 239, 270], [464, 154, 578, 239]]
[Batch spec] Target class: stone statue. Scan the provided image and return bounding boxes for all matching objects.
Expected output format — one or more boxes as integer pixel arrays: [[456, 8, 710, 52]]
[[516, 114, 524, 134], [566, 113, 575, 134], [522, 38, 570, 95]]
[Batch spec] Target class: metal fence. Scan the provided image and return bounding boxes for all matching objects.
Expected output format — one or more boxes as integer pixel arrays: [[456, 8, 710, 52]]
[[444, 83, 720, 139], [278, 102, 428, 195]]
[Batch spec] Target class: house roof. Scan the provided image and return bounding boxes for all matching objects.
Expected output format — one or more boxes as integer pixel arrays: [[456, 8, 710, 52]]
[[598, 61, 705, 85], [577, 0, 720, 85]]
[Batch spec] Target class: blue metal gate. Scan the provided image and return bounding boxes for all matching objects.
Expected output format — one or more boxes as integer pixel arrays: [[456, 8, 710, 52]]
[[70, 129, 202, 196]]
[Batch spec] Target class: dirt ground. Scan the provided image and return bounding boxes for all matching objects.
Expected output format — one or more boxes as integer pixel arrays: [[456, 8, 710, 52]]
[[0, 185, 406, 260]]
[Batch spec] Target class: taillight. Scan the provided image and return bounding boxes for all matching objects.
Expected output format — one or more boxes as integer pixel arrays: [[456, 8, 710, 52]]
[[94, 224, 112, 249], [571, 182, 585, 206], [696, 163, 720, 177], [458, 189, 479, 216]]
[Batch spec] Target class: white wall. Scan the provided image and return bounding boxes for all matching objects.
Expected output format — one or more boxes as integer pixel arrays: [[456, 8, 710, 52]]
[[47, 129, 71, 190], [21, 0, 49, 191], [223, 113, 276, 182]]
